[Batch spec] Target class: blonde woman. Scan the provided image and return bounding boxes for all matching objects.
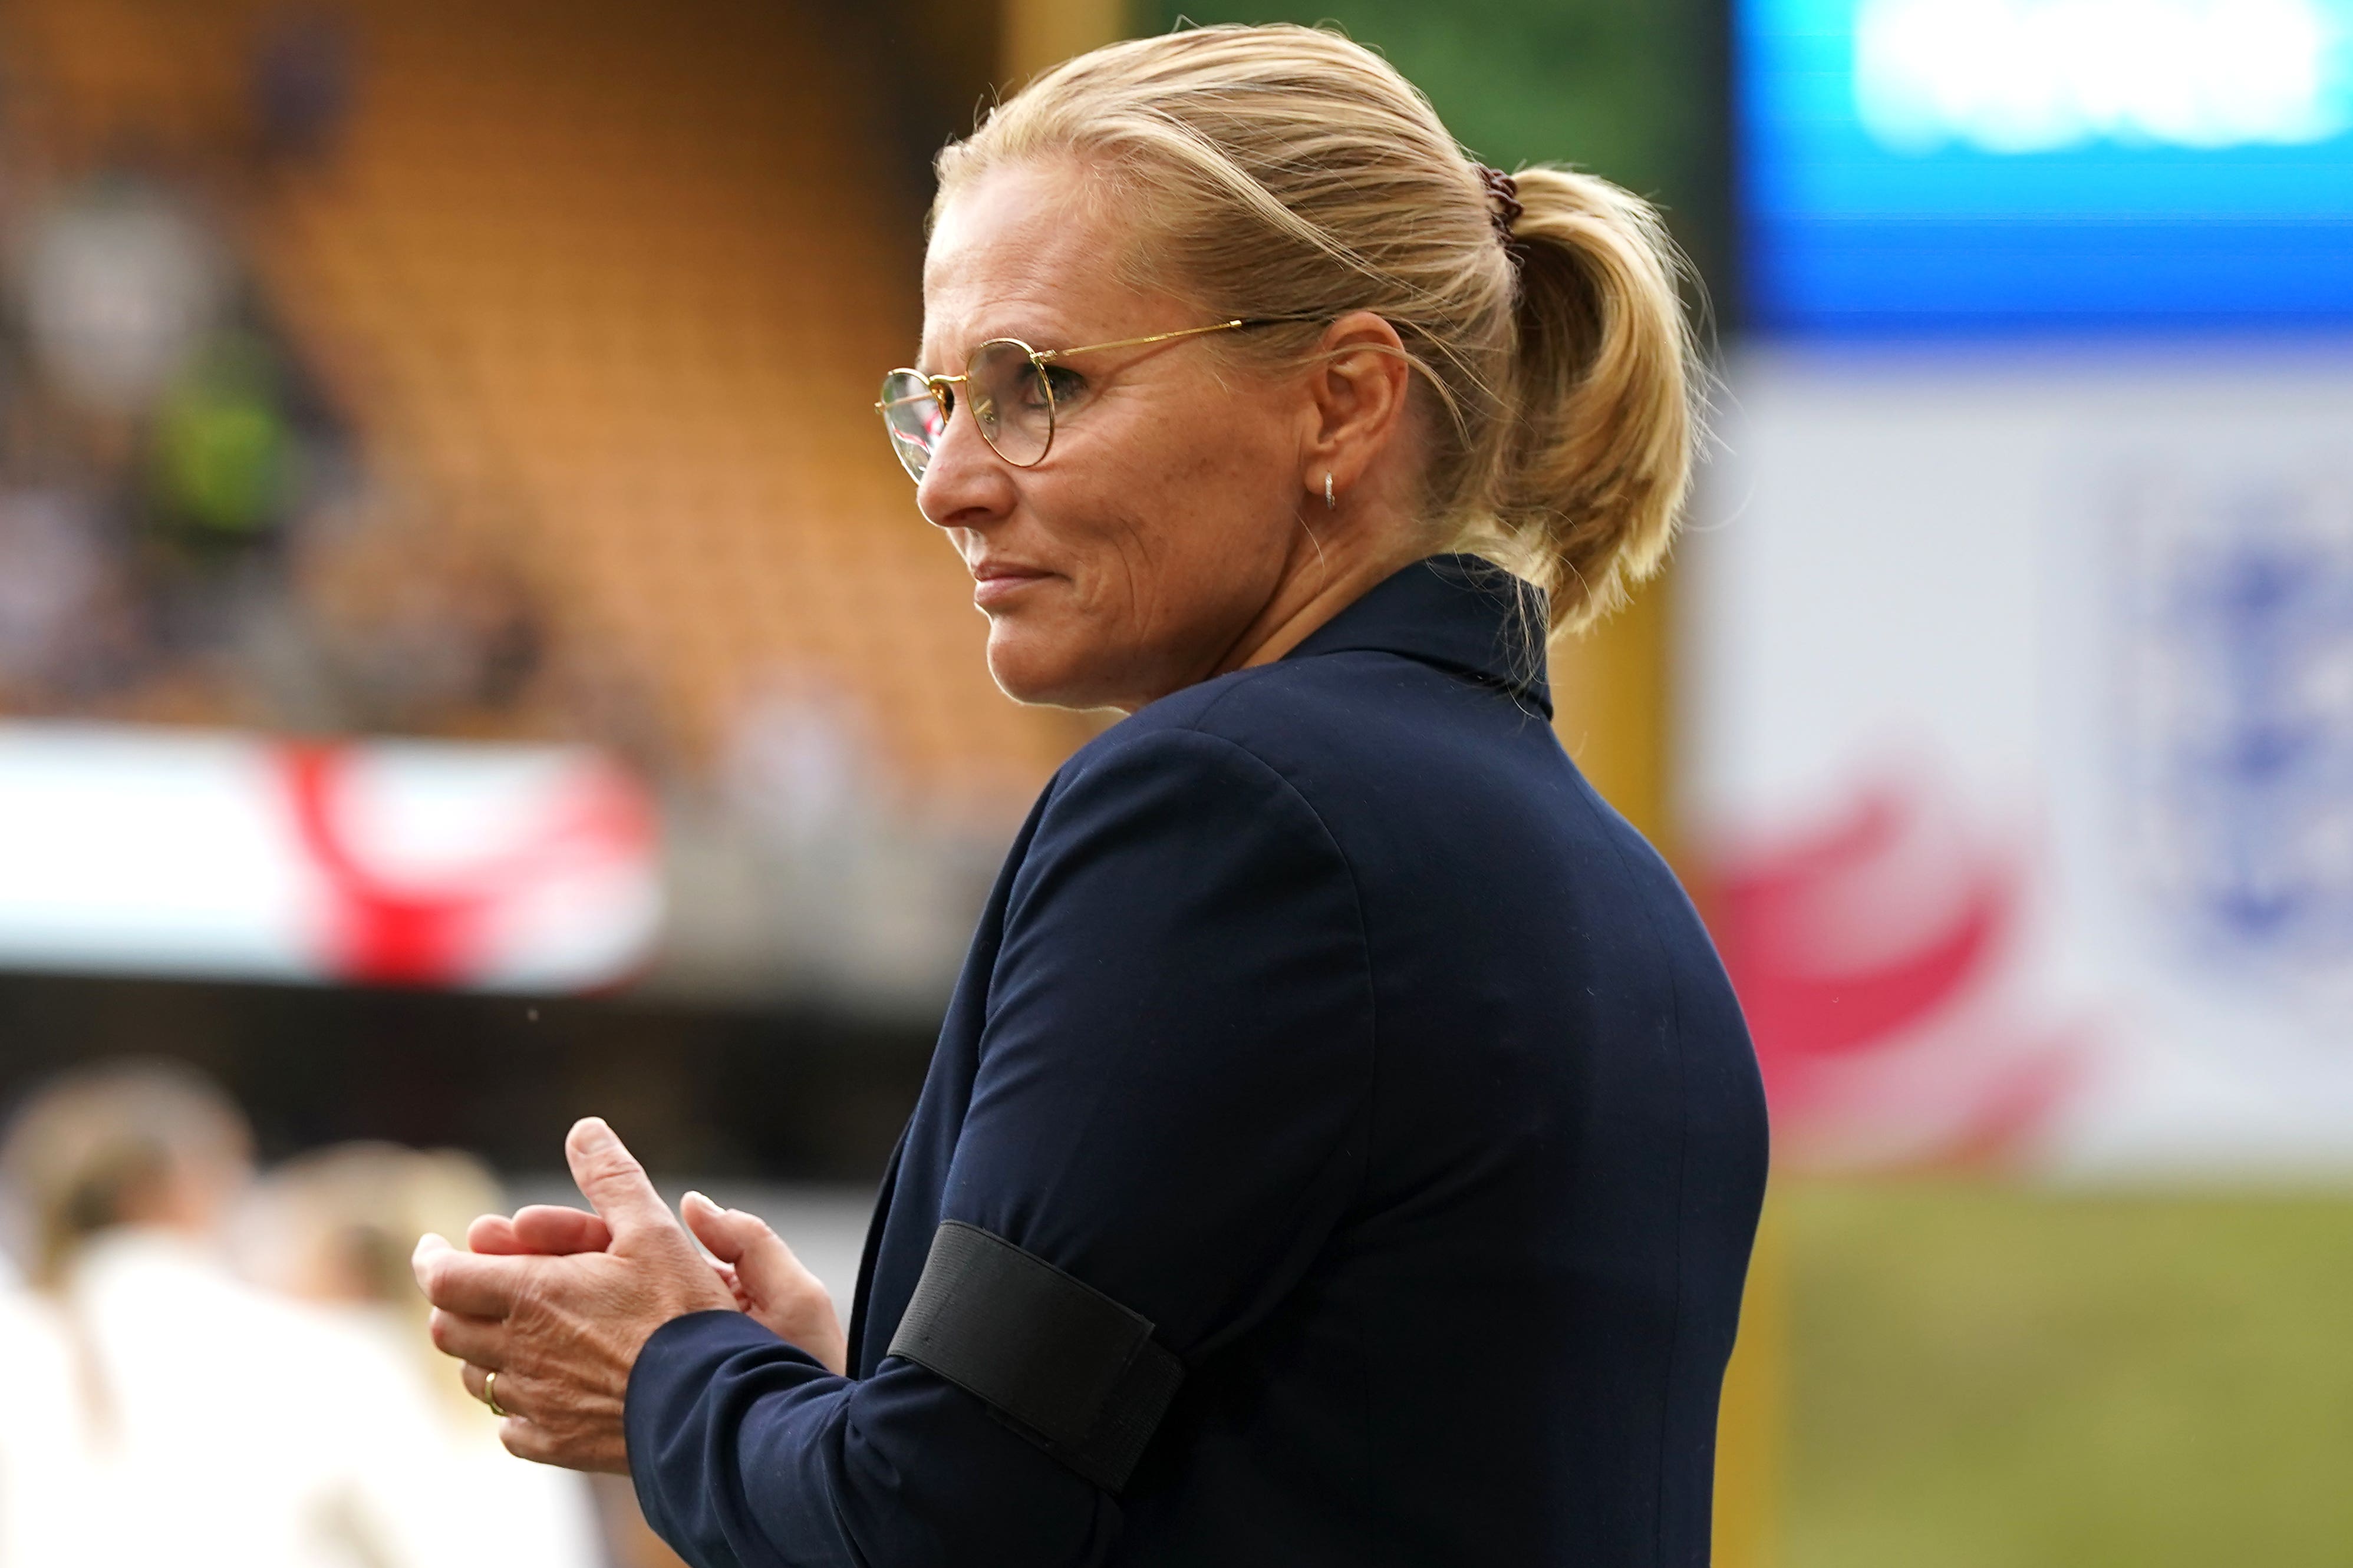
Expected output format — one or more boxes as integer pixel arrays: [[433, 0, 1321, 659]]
[[0, 1200, 91, 1568], [0, 1062, 411, 1568], [248, 1144, 605, 1568], [417, 25, 1768, 1566]]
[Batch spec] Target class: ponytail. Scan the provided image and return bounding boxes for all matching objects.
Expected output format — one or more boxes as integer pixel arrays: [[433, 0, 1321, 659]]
[[1490, 169, 1697, 633]]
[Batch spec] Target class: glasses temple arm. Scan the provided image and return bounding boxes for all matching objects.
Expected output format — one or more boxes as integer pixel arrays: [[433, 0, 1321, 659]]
[[1029, 321, 1252, 364]]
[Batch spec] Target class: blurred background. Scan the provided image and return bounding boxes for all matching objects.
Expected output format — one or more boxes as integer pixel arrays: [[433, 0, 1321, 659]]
[[0, 0, 2346, 1564]]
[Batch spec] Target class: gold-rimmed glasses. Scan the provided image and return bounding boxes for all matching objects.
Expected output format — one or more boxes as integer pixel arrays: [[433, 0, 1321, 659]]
[[875, 319, 1293, 484]]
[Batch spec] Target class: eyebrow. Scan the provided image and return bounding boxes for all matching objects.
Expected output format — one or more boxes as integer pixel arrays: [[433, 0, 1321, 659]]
[[920, 313, 1073, 369]]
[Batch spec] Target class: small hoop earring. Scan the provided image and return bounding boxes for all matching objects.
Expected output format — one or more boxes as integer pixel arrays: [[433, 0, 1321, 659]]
[[1324, 473, 1336, 511]]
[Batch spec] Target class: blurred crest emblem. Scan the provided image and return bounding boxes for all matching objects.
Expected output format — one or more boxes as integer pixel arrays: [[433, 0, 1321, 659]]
[[2111, 461, 2353, 993]]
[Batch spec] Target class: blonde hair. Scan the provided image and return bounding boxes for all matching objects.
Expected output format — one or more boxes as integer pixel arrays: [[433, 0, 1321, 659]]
[[0, 1059, 251, 1290], [935, 23, 1698, 634], [257, 1141, 502, 1308], [255, 1141, 506, 1424]]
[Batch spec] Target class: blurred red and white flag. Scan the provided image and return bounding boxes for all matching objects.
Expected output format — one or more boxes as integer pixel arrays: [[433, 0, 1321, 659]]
[[0, 722, 660, 989]]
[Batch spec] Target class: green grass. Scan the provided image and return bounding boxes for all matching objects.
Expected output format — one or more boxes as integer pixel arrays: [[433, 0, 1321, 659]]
[[1783, 1181, 2353, 1568]]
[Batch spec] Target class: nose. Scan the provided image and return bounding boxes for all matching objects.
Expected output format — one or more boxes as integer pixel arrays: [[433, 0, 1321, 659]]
[[915, 399, 1016, 532]]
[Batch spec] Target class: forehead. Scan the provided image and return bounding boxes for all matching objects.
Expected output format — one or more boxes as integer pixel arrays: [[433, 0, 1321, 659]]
[[922, 160, 1152, 354]]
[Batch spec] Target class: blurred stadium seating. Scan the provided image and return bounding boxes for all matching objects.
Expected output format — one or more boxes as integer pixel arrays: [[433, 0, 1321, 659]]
[[0, 0, 1100, 1018], [0, 0, 1078, 801]]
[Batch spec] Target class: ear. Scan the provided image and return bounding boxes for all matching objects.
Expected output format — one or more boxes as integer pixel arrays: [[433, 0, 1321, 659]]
[[1298, 311, 1414, 502]]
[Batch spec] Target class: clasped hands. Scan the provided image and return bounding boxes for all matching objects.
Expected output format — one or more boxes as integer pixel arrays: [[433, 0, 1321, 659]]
[[411, 1117, 848, 1472]]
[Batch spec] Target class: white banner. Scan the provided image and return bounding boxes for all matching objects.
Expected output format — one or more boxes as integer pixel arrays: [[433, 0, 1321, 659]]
[[1689, 348, 2353, 1174], [0, 724, 661, 991]]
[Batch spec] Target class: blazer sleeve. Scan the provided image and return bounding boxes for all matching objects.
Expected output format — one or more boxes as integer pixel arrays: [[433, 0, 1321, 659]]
[[624, 725, 1376, 1568]]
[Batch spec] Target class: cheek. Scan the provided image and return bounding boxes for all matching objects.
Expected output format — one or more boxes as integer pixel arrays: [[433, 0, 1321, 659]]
[[1000, 493, 1162, 666], [1063, 461, 1249, 651], [986, 394, 1293, 695], [1015, 424, 1192, 615], [1121, 415, 1297, 606]]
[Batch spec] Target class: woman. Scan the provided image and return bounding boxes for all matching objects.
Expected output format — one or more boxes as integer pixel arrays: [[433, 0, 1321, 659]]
[[0, 1061, 420, 1568], [416, 25, 1768, 1567], [245, 1143, 607, 1568]]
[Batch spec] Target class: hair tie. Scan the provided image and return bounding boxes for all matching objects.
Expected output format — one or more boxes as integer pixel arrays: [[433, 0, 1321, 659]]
[[1476, 164, 1522, 244]]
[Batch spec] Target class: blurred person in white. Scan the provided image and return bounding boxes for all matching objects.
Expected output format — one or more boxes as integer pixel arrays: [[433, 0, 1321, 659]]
[[0, 1061, 415, 1568], [0, 1168, 88, 1568], [243, 1143, 603, 1568], [15, 177, 228, 420]]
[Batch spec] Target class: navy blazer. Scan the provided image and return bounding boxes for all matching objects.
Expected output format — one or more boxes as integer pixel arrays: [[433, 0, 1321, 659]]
[[627, 556, 1769, 1567]]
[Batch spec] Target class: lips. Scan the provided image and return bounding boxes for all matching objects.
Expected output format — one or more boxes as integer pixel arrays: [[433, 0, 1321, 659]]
[[970, 560, 1053, 609]]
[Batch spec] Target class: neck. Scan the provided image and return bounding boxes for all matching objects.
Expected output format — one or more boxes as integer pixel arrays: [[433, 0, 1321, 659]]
[[1212, 516, 1425, 682]]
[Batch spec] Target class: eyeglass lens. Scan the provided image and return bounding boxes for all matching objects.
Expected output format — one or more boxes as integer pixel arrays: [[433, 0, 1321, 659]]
[[877, 339, 1054, 482]]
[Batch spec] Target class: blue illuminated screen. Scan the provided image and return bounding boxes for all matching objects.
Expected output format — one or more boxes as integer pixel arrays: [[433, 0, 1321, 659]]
[[1741, 0, 2353, 332]]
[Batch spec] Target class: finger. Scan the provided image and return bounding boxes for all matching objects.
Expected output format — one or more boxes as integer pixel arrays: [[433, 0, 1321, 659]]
[[499, 1418, 558, 1466], [460, 1361, 565, 1418], [459, 1359, 528, 1412], [511, 1204, 612, 1255], [429, 1308, 507, 1368], [467, 1207, 608, 1256], [711, 1259, 749, 1311], [679, 1191, 740, 1259], [496, 1414, 614, 1473], [412, 1232, 463, 1300], [482, 1397, 572, 1470], [472, 1372, 631, 1475], [498, 1411, 631, 1475], [683, 1192, 820, 1299], [565, 1118, 675, 1243], [467, 1213, 523, 1253], [413, 1235, 527, 1319]]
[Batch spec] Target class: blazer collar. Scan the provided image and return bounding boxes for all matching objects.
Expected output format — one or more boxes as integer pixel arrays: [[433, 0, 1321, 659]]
[[1283, 554, 1552, 719]]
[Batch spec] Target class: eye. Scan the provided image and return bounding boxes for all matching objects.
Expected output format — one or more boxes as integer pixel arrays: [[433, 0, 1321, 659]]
[[1041, 365, 1088, 407]]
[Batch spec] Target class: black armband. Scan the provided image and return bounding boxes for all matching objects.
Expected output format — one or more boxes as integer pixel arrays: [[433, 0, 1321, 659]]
[[887, 1221, 1184, 1491]]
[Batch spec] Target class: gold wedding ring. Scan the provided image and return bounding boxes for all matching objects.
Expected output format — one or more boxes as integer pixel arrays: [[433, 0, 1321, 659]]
[[483, 1369, 507, 1418]]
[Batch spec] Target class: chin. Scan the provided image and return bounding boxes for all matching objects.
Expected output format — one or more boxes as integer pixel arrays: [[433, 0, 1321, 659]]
[[984, 624, 1119, 711]]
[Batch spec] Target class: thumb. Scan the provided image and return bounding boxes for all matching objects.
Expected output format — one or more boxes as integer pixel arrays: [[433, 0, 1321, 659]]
[[681, 1193, 848, 1375], [683, 1191, 813, 1295], [565, 1117, 675, 1242]]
